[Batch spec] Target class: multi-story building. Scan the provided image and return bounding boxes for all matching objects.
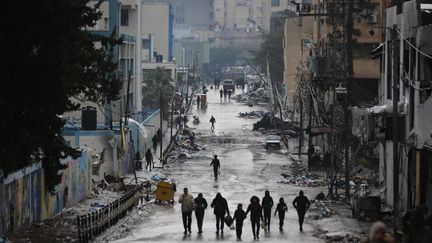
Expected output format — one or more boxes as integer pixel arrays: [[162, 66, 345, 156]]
[[145, 0, 213, 39], [372, 0, 432, 214], [64, 0, 175, 124], [141, 2, 173, 62]]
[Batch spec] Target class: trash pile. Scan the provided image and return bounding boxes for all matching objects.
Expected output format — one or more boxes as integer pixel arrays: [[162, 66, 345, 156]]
[[310, 200, 332, 218], [277, 173, 326, 187], [238, 111, 270, 118], [253, 115, 301, 138], [167, 129, 203, 162], [232, 88, 269, 105]]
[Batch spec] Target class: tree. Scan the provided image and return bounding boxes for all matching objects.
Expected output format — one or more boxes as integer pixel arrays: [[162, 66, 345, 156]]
[[0, 0, 121, 191], [253, 32, 284, 85], [142, 67, 174, 117]]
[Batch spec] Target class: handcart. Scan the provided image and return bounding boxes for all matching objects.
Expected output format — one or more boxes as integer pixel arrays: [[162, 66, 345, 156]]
[[155, 181, 176, 204]]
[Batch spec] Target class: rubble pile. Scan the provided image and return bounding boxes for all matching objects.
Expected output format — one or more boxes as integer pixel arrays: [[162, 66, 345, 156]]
[[232, 88, 269, 105], [310, 200, 332, 218], [238, 111, 270, 118], [167, 129, 202, 163], [253, 115, 301, 137], [277, 173, 326, 187]]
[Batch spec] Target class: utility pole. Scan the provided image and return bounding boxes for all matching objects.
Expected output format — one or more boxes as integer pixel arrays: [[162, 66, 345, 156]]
[[307, 91, 313, 171], [391, 24, 399, 234], [159, 89, 163, 160], [329, 87, 336, 198], [186, 63, 190, 105], [344, 0, 354, 200], [299, 83, 304, 157]]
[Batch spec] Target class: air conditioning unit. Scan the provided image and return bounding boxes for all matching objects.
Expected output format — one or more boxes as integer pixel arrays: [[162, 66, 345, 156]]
[[367, 15, 378, 24]]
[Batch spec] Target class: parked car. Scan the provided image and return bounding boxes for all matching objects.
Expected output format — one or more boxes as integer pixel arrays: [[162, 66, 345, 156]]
[[265, 135, 281, 149]]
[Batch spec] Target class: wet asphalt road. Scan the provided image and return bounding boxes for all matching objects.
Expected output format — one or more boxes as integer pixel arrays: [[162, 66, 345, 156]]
[[113, 88, 323, 243]]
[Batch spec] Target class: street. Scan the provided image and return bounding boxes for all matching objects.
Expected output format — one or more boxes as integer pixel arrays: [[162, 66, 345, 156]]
[[111, 88, 323, 242]]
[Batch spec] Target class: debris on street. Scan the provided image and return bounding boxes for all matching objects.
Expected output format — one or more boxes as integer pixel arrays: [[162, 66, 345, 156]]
[[252, 115, 301, 138], [278, 173, 327, 187], [167, 129, 202, 163], [238, 111, 269, 118]]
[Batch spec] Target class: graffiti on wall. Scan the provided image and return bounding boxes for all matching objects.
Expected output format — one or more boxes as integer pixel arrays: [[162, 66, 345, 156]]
[[0, 149, 92, 235]]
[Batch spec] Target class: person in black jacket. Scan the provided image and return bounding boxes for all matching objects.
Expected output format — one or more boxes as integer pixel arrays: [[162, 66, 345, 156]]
[[292, 190, 310, 231], [210, 193, 230, 235], [145, 149, 153, 171], [194, 193, 208, 234], [262, 190, 274, 231], [246, 196, 263, 240], [210, 155, 220, 180], [233, 203, 246, 240], [152, 134, 158, 152], [274, 197, 288, 231]]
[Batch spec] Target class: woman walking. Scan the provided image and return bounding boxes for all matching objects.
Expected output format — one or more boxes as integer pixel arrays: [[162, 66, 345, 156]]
[[246, 195, 263, 240]]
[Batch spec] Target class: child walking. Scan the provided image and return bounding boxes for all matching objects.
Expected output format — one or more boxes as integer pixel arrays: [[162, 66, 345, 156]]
[[275, 197, 288, 231], [233, 204, 246, 240]]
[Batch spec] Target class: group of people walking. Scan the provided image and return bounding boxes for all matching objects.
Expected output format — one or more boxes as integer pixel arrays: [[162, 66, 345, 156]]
[[219, 89, 232, 100], [178, 188, 310, 240]]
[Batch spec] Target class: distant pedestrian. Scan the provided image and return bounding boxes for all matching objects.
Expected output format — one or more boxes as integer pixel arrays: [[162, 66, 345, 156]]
[[274, 197, 288, 231], [157, 128, 162, 142], [183, 115, 188, 127], [135, 151, 142, 170], [262, 190, 274, 231], [178, 188, 194, 234], [152, 134, 158, 152], [197, 95, 201, 108], [211, 193, 230, 235], [210, 155, 220, 180], [246, 195, 263, 240], [233, 203, 246, 240], [228, 90, 232, 100], [145, 149, 153, 171], [194, 193, 208, 234], [219, 89, 223, 99], [176, 116, 183, 129], [292, 190, 310, 232], [209, 115, 216, 130], [223, 89, 227, 99]]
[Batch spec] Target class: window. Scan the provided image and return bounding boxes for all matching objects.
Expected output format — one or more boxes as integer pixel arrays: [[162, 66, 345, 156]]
[[103, 17, 109, 30], [419, 56, 432, 103], [142, 39, 150, 49], [121, 9, 129, 26], [271, 0, 280, 7]]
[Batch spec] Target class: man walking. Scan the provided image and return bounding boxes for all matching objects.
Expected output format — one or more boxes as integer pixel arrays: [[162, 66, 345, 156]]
[[209, 115, 216, 130], [275, 197, 288, 231], [179, 188, 194, 234], [145, 148, 153, 171], [157, 128, 162, 143], [194, 193, 208, 234], [210, 155, 220, 180], [292, 190, 310, 232], [219, 89, 223, 100], [152, 134, 158, 152], [262, 190, 274, 231], [196, 95, 201, 108], [246, 196, 263, 240], [211, 193, 230, 235], [233, 203, 246, 240]]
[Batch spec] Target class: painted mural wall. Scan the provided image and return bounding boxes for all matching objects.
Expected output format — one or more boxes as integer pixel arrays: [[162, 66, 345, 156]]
[[0, 149, 93, 236]]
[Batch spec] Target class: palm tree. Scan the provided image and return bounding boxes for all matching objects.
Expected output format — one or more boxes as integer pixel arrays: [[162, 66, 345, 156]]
[[142, 67, 174, 117]]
